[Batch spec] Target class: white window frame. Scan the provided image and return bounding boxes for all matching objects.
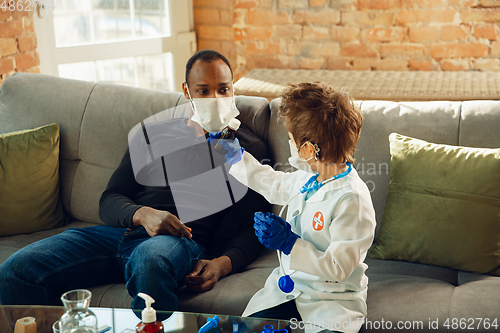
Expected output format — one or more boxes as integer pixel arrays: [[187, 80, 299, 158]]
[[33, 1, 196, 91]]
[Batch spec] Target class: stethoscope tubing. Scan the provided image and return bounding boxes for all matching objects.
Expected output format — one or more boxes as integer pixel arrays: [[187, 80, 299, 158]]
[[275, 162, 353, 293]]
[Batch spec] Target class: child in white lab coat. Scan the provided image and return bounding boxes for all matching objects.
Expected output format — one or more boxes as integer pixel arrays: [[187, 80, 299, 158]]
[[212, 82, 376, 333]]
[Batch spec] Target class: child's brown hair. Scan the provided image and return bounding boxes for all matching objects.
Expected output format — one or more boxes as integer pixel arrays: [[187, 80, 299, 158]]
[[278, 82, 363, 164]]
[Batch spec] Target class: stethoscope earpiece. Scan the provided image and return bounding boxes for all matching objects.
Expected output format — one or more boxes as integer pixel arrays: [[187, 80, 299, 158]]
[[278, 274, 295, 293]]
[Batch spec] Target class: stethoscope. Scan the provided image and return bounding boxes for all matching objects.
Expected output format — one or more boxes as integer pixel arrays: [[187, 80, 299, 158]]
[[276, 162, 353, 293]]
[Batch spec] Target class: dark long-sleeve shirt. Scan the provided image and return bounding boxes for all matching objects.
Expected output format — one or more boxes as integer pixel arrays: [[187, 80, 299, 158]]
[[99, 118, 271, 272]]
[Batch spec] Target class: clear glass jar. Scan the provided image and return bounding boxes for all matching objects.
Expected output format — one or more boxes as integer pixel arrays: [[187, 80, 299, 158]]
[[59, 289, 98, 333]]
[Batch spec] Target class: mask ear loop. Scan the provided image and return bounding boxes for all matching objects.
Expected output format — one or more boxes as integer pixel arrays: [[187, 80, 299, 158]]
[[312, 143, 320, 160], [184, 82, 198, 115], [300, 142, 321, 161]]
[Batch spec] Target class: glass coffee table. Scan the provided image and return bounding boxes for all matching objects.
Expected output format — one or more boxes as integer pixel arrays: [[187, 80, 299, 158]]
[[1, 305, 291, 333]]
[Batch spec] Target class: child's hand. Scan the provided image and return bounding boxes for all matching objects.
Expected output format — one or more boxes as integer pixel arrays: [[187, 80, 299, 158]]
[[207, 131, 222, 140], [208, 132, 244, 165], [220, 139, 244, 165], [253, 212, 300, 255]]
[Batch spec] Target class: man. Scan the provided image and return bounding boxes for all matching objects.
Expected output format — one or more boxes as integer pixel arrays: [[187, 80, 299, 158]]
[[0, 50, 270, 313]]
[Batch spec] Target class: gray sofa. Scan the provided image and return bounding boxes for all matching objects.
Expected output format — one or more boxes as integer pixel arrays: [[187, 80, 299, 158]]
[[1, 73, 499, 332]]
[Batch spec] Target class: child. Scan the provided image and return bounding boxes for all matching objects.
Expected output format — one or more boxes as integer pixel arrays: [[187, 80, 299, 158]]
[[214, 82, 376, 333]]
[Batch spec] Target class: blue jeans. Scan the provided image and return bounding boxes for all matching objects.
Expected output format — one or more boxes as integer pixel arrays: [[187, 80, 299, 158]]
[[0, 226, 205, 313]]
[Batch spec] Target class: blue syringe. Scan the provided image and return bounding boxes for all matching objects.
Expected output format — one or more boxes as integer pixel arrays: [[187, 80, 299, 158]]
[[198, 315, 220, 333]]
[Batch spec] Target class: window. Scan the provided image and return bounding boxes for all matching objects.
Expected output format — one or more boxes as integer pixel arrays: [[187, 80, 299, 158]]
[[34, 0, 196, 91]]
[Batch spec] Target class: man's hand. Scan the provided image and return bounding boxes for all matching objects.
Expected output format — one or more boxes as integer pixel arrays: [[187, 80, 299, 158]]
[[184, 256, 232, 293], [132, 206, 192, 238]]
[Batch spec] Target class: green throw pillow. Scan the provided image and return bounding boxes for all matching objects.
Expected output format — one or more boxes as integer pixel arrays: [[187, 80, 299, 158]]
[[0, 123, 65, 236], [369, 133, 500, 276]]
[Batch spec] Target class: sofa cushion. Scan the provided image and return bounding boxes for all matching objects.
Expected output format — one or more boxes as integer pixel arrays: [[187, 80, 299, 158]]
[[460, 101, 500, 149], [0, 123, 66, 236], [355, 101, 462, 239], [450, 271, 500, 324], [0, 74, 98, 217], [365, 274, 455, 332], [369, 133, 500, 276]]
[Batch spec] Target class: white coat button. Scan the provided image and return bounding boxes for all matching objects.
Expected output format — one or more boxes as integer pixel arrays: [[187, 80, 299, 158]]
[[292, 210, 299, 217], [286, 295, 295, 300]]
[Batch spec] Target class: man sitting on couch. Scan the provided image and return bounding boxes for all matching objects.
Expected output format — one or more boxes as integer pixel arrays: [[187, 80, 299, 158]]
[[0, 50, 271, 313]]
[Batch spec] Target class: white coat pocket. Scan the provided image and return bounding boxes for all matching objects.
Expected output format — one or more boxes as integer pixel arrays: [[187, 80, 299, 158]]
[[312, 280, 347, 293]]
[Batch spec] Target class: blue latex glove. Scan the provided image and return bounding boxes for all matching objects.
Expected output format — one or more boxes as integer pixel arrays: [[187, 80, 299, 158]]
[[207, 131, 244, 165], [207, 131, 222, 140], [300, 174, 321, 194], [253, 212, 300, 255]]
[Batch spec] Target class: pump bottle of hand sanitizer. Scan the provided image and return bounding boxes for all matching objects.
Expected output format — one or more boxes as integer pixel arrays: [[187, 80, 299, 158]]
[[135, 293, 164, 333]]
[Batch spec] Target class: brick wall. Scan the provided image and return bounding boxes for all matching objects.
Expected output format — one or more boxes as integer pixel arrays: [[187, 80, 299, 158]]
[[194, 0, 500, 80], [0, 8, 39, 87], [193, 0, 237, 77]]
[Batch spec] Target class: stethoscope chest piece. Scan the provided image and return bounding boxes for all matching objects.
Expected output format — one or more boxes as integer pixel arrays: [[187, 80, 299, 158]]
[[278, 274, 294, 293]]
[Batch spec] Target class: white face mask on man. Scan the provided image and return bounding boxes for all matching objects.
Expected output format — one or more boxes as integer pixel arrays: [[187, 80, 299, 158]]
[[288, 140, 319, 174], [186, 86, 240, 133]]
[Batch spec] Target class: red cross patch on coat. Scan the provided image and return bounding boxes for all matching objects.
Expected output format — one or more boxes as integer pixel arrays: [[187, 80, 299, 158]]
[[312, 211, 324, 231]]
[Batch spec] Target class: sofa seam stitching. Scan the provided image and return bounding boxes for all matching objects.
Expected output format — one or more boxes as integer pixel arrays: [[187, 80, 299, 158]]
[[95, 284, 117, 307], [174, 94, 182, 107], [445, 286, 456, 333], [457, 103, 462, 146], [78, 82, 99, 158], [69, 82, 99, 216]]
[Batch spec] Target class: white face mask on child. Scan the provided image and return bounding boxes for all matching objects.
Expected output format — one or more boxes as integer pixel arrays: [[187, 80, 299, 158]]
[[288, 140, 318, 174]]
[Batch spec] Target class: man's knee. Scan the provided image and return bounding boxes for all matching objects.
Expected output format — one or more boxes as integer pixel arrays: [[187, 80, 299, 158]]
[[0, 260, 14, 287], [126, 236, 203, 282], [128, 250, 177, 274], [0, 250, 32, 283], [0, 254, 36, 304]]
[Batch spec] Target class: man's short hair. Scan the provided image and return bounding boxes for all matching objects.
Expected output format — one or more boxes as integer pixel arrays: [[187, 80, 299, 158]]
[[185, 49, 233, 84], [278, 82, 363, 164]]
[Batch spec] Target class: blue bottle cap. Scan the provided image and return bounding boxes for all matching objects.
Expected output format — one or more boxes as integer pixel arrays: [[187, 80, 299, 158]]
[[262, 325, 274, 333], [278, 275, 294, 293]]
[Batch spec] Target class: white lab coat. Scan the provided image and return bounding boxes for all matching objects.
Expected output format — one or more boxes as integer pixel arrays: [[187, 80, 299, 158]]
[[229, 151, 376, 333]]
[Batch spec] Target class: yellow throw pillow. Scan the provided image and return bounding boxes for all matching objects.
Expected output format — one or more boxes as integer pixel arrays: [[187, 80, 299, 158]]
[[0, 123, 65, 236], [369, 133, 500, 276]]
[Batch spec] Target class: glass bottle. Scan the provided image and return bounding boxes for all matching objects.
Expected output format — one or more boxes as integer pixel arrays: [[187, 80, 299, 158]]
[[214, 118, 241, 150], [135, 293, 164, 333], [59, 289, 98, 333]]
